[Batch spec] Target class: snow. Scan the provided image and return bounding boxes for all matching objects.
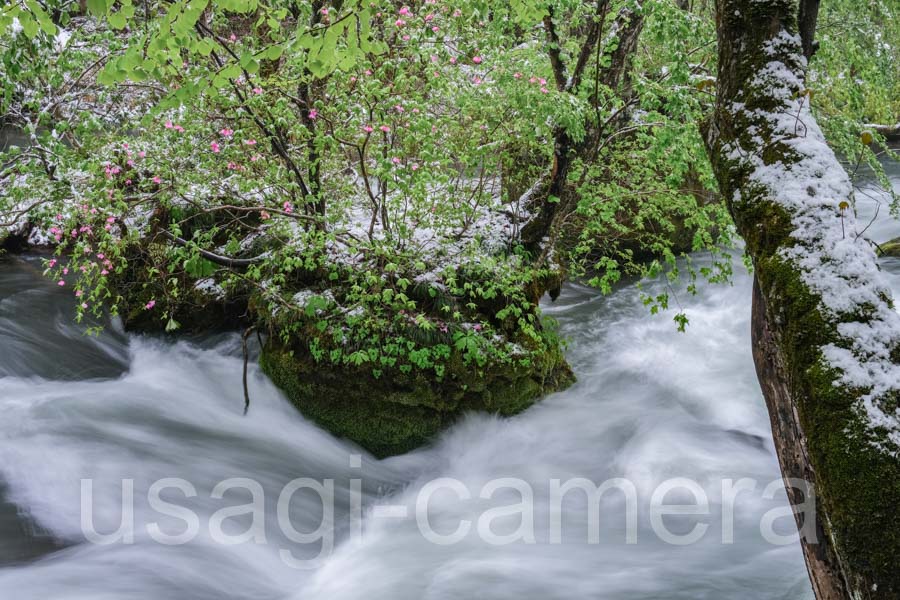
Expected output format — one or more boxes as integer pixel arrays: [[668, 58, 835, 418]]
[[725, 30, 900, 451]]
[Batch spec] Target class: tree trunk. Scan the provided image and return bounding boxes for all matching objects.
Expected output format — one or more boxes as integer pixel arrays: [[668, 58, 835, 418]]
[[705, 1, 900, 598]]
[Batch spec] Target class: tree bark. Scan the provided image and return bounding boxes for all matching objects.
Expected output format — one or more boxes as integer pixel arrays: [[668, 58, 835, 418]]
[[705, 1, 900, 598]]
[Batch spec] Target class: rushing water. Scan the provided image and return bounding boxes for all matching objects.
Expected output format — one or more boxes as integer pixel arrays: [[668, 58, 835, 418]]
[[0, 160, 897, 599]]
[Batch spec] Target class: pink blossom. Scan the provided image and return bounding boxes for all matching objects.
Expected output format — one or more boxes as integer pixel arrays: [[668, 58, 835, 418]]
[[145, 300, 156, 310], [529, 76, 537, 83], [58, 280, 65, 286], [380, 125, 391, 133], [431, 55, 438, 63], [539, 78, 547, 85], [363, 124, 374, 133], [365, 69, 373, 76], [244, 139, 257, 146], [220, 128, 233, 137], [398, 6, 410, 15], [308, 109, 318, 120], [165, 120, 173, 129], [394, 104, 404, 113], [138, 151, 146, 158], [210, 141, 221, 153], [229, 33, 237, 42], [75, 290, 83, 297], [283, 201, 293, 213], [63, 267, 69, 275], [432, 26, 439, 32], [81, 303, 88, 309], [260, 210, 271, 220], [395, 18, 406, 27], [411, 163, 419, 171], [472, 55, 482, 64], [252, 87, 263, 95], [49, 259, 57, 267], [513, 72, 522, 79], [452, 9, 462, 17], [152, 176, 162, 184], [250, 154, 262, 162], [319, 7, 329, 15], [449, 57, 457, 64], [425, 13, 434, 21], [402, 34, 410, 41], [101, 269, 109, 275], [97, 254, 105, 260], [106, 216, 116, 223], [174, 125, 184, 133], [392, 157, 401, 164], [540, 86, 549, 94]]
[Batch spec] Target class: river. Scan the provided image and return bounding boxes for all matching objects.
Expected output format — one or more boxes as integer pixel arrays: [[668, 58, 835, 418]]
[[0, 158, 897, 599]]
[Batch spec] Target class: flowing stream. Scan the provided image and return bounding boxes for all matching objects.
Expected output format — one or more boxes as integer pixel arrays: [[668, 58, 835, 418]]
[[0, 159, 897, 599]]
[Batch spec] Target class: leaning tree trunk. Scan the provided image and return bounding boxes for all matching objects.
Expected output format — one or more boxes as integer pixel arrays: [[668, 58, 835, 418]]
[[705, 1, 900, 598]]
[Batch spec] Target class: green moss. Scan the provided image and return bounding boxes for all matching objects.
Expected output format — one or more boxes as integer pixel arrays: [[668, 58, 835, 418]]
[[259, 337, 574, 458], [753, 214, 900, 596], [877, 237, 900, 258]]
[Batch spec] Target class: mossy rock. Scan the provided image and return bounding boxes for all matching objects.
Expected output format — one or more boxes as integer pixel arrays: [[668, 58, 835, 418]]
[[877, 236, 900, 258], [260, 339, 574, 457]]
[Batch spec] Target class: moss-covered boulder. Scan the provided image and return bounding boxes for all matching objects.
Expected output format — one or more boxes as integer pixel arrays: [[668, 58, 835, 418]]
[[877, 236, 900, 258], [260, 337, 573, 457]]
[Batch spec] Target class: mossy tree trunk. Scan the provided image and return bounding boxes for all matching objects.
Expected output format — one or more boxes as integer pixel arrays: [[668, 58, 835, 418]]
[[705, 1, 900, 598]]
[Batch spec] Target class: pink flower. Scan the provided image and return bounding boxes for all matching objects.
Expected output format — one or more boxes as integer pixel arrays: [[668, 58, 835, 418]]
[[394, 104, 404, 113], [81, 303, 88, 309], [398, 6, 410, 15], [229, 33, 237, 42], [283, 201, 293, 213], [244, 139, 257, 145], [365, 69, 372, 76], [540, 86, 549, 94], [473, 76, 482, 85], [107, 216, 116, 223], [513, 72, 522, 79], [260, 210, 271, 220], [402, 34, 410, 41], [152, 176, 162, 184], [165, 120, 173, 129], [529, 76, 537, 83], [308, 109, 318, 120], [97, 254, 105, 259], [250, 154, 262, 162], [319, 7, 329, 15], [425, 13, 434, 21], [449, 57, 457, 64], [473, 324, 483, 332], [138, 151, 146, 158], [395, 18, 406, 26], [220, 128, 233, 137], [432, 26, 439, 32], [174, 125, 184, 133], [380, 125, 391, 133], [392, 157, 401, 164], [63, 267, 69, 275], [58, 280, 65, 286], [75, 290, 83, 297], [210, 141, 221, 153], [453, 9, 462, 17], [539, 78, 547, 85], [472, 55, 482, 64], [145, 300, 156, 310], [363, 124, 374, 133], [252, 87, 263, 95], [431, 55, 438, 63], [100, 269, 109, 275]]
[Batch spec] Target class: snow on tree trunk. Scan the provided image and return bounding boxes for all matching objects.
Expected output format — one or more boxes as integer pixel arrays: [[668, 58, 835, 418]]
[[704, 1, 900, 598]]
